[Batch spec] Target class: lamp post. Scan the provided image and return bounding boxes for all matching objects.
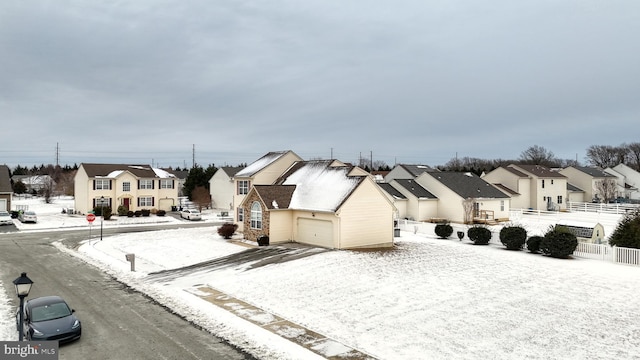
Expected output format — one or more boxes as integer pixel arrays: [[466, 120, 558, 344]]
[[13, 272, 34, 341], [100, 196, 105, 241]]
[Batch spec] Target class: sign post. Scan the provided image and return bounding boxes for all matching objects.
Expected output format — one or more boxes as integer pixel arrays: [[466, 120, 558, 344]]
[[87, 213, 96, 238]]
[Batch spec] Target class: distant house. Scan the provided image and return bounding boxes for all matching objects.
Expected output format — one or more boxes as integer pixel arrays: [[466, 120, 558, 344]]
[[0, 165, 12, 211], [387, 179, 437, 221], [209, 166, 243, 210], [239, 160, 395, 249], [74, 163, 179, 214], [560, 166, 618, 203], [233, 151, 303, 231], [377, 183, 408, 220], [416, 171, 510, 224], [163, 168, 189, 197], [605, 164, 640, 201], [482, 164, 568, 211], [11, 175, 56, 194]]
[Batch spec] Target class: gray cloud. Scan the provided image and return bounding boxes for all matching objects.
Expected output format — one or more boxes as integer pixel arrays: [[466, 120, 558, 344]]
[[1, 0, 639, 168]]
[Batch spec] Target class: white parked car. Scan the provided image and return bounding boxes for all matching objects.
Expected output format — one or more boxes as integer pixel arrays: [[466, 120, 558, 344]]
[[180, 209, 201, 221], [18, 211, 37, 223], [0, 210, 13, 225]]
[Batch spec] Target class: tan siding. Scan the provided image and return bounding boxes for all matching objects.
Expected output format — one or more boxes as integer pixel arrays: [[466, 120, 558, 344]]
[[338, 179, 394, 248]]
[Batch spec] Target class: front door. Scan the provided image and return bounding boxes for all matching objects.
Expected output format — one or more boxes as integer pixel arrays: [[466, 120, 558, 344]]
[[123, 198, 130, 210]]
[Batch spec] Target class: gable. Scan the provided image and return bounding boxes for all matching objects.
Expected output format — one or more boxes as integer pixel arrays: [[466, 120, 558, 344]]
[[422, 171, 509, 199]]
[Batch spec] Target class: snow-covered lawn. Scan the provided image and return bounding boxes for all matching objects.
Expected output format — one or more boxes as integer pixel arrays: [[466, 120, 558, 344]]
[[2, 197, 640, 359]]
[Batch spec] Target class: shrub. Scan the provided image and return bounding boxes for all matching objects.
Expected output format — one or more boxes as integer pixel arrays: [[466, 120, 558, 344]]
[[134, 210, 142, 217], [541, 225, 578, 258], [467, 226, 491, 245], [117, 205, 128, 216], [608, 208, 640, 249], [499, 225, 527, 250], [102, 207, 113, 220], [526, 236, 543, 253], [151, 208, 158, 214], [141, 209, 151, 217], [157, 210, 166, 217], [217, 223, 238, 239], [434, 223, 453, 239], [127, 211, 134, 217]]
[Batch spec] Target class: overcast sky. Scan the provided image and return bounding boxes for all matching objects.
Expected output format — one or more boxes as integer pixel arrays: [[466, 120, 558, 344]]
[[1, 1, 639, 169]]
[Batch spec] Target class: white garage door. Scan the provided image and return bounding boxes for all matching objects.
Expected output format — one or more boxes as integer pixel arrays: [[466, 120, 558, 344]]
[[0, 199, 6, 211], [297, 218, 333, 247]]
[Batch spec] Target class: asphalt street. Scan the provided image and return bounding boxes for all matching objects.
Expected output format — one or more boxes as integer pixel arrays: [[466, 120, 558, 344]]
[[0, 225, 256, 360]]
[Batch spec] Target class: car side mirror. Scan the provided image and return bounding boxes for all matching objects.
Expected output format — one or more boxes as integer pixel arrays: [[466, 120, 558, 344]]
[[71, 309, 75, 313]]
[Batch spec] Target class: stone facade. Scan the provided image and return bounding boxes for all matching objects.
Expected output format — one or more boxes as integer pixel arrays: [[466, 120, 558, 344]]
[[242, 191, 270, 242]]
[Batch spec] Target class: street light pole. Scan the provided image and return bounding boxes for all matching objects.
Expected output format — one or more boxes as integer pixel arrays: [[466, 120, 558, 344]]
[[100, 196, 104, 241], [13, 272, 34, 341]]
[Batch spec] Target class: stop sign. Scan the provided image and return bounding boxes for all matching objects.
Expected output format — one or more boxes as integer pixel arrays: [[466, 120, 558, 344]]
[[86, 213, 96, 223]]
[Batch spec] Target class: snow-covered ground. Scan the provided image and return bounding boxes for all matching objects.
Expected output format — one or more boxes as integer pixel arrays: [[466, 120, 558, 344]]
[[2, 197, 640, 359]]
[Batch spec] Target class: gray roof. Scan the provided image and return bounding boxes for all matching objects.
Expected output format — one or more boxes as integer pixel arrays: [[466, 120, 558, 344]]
[[378, 183, 407, 200], [567, 183, 584, 192], [220, 166, 243, 178], [399, 164, 434, 178], [428, 172, 509, 199], [0, 165, 11, 193], [394, 179, 437, 199], [80, 163, 174, 178], [511, 164, 566, 178], [574, 166, 616, 178]]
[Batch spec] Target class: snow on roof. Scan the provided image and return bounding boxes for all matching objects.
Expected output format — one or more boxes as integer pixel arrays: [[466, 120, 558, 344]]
[[153, 168, 176, 178], [103, 170, 125, 178], [283, 162, 362, 212], [236, 151, 287, 178]]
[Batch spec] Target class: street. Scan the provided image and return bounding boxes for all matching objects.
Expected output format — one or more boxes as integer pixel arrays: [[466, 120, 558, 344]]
[[0, 226, 255, 360]]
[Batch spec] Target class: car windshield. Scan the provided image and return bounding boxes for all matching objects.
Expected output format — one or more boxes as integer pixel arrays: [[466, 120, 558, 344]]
[[0, 211, 9, 216], [30, 302, 72, 322]]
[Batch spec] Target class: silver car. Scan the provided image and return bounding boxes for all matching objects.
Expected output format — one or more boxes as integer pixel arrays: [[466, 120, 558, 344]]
[[19, 211, 37, 223], [0, 210, 13, 225]]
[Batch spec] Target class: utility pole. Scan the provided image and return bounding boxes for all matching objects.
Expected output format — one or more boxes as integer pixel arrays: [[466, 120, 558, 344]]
[[192, 144, 196, 168], [55, 143, 60, 166]]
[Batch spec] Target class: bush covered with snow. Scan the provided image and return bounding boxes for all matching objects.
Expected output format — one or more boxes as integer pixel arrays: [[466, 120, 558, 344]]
[[499, 225, 527, 250], [217, 223, 238, 239], [434, 223, 453, 239], [526, 236, 543, 253], [467, 226, 491, 245], [541, 225, 578, 258]]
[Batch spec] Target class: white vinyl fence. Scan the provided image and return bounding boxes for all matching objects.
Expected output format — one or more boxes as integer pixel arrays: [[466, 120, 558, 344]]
[[397, 219, 640, 267]]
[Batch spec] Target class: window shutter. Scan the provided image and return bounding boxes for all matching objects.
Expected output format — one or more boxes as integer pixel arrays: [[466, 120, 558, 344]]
[[152, 180, 155, 189], [110, 180, 113, 190], [172, 180, 175, 189], [93, 180, 96, 190], [92, 198, 96, 208], [152, 197, 155, 206], [137, 198, 140, 206], [138, 180, 140, 189]]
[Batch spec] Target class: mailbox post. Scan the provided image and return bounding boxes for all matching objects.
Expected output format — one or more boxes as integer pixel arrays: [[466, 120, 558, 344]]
[[125, 253, 135, 272]]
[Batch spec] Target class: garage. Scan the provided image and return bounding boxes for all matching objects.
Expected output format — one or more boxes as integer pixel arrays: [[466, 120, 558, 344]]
[[297, 218, 334, 248], [0, 199, 6, 211]]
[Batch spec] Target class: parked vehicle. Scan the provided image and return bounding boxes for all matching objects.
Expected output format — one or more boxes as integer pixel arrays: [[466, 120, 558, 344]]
[[18, 211, 37, 223], [16, 295, 81, 343], [0, 210, 13, 225], [180, 209, 201, 221]]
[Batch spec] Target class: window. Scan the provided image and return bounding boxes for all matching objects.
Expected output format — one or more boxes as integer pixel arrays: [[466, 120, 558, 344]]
[[237, 207, 244, 222], [160, 179, 174, 189], [94, 179, 111, 190], [139, 179, 154, 189], [250, 201, 262, 229], [238, 180, 250, 195], [541, 179, 545, 188], [557, 196, 563, 204], [551, 179, 554, 185], [94, 197, 111, 208], [122, 182, 130, 192], [139, 197, 154, 207], [500, 200, 504, 211]]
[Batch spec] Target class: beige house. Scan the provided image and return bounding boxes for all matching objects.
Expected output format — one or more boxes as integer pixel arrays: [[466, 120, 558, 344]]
[[482, 164, 568, 211], [416, 171, 510, 224], [605, 163, 640, 201], [233, 151, 303, 231], [239, 160, 395, 249], [209, 166, 243, 210], [560, 166, 618, 203], [387, 179, 437, 221], [74, 163, 179, 214]]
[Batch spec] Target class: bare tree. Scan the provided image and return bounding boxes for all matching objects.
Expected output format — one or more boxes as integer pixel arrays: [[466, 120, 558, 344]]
[[462, 198, 476, 224], [626, 142, 640, 171], [586, 145, 627, 168], [519, 145, 556, 166], [191, 186, 211, 211], [594, 179, 618, 203]]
